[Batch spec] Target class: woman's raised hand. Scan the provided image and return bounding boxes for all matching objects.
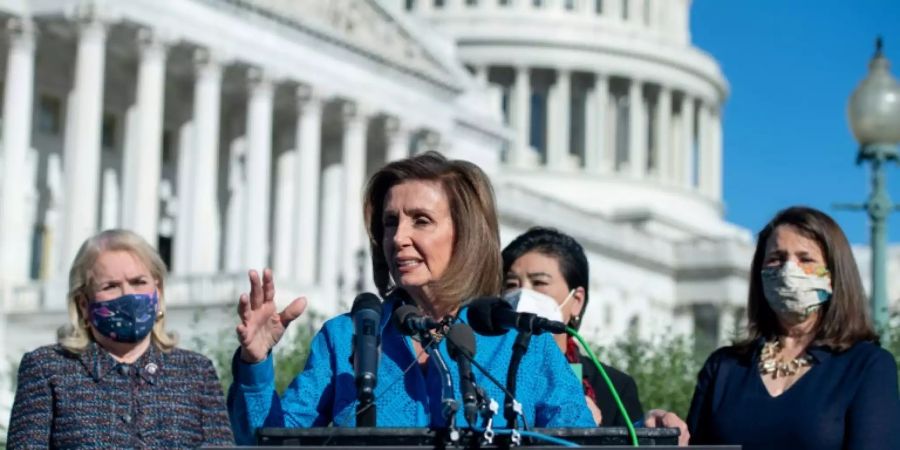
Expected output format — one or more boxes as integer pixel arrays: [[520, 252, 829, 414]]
[[236, 268, 308, 363]]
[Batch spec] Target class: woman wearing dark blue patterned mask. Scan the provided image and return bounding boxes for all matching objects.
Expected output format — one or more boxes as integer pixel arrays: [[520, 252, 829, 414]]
[[7, 229, 234, 448]]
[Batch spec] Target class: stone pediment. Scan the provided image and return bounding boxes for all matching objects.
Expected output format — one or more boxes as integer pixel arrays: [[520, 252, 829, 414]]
[[237, 0, 462, 90]]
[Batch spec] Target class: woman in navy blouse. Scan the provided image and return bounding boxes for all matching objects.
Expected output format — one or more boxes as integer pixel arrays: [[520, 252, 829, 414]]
[[227, 152, 594, 444], [686, 206, 900, 450]]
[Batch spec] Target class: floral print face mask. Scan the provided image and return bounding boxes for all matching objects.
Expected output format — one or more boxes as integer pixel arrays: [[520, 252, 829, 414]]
[[761, 261, 832, 319]]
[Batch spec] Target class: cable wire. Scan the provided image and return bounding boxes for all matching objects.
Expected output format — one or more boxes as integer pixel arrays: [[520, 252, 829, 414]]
[[567, 327, 639, 447]]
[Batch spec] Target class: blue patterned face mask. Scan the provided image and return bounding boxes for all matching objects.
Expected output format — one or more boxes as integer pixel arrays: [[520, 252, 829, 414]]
[[88, 291, 159, 343]]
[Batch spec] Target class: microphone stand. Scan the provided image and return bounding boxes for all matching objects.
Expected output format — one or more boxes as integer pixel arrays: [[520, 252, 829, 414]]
[[418, 331, 460, 442], [504, 330, 532, 445]]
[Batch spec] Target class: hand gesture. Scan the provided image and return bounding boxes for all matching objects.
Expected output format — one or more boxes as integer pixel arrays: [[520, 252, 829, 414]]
[[235, 268, 308, 363]]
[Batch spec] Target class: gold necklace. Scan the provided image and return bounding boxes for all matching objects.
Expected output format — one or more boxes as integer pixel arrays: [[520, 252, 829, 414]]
[[759, 339, 813, 378]]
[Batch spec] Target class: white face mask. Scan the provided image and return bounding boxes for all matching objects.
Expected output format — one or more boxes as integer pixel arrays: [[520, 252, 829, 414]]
[[502, 288, 575, 324], [761, 260, 832, 319]]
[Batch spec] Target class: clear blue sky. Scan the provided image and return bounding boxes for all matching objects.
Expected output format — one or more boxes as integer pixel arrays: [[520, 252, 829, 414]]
[[691, 0, 900, 244]]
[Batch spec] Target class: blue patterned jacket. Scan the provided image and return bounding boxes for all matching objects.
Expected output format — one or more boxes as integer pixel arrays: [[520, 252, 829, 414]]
[[7, 342, 233, 449], [227, 298, 594, 444]]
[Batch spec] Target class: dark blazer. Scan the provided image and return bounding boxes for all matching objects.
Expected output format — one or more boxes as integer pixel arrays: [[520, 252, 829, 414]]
[[581, 355, 644, 427]]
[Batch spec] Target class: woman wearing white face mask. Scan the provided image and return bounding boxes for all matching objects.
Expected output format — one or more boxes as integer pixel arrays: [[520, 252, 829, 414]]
[[501, 227, 644, 427], [687, 206, 900, 450]]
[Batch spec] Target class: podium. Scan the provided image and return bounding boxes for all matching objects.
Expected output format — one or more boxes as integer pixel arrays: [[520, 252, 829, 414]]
[[251, 426, 687, 448]]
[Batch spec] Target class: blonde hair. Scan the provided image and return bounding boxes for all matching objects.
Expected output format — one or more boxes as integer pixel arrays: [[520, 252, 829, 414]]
[[60, 229, 177, 353]]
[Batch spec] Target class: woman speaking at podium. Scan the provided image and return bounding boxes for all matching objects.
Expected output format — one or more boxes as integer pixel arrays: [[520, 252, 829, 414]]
[[227, 152, 594, 444], [686, 207, 900, 450]]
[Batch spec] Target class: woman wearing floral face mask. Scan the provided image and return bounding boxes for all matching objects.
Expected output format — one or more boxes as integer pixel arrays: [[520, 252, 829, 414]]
[[7, 229, 234, 448], [687, 206, 900, 450]]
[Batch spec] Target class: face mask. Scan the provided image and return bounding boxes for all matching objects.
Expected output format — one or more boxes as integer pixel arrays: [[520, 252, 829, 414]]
[[88, 291, 159, 343], [502, 288, 574, 324], [761, 261, 832, 319]]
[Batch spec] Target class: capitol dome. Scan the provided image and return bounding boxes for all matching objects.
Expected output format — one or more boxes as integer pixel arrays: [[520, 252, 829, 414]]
[[402, 0, 735, 241]]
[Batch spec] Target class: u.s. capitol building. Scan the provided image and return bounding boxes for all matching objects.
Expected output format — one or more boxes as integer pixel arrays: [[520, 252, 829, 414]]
[[1, 0, 897, 431]]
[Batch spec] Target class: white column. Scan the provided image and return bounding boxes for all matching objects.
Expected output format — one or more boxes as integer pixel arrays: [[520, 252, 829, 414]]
[[606, 0, 622, 20], [292, 87, 324, 284], [710, 107, 723, 200], [340, 103, 369, 296], [121, 29, 167, 245], [243, 69, 275, 270], [630, 0, 645, 26], [582, 0, 596, 16], [654, 86, 672, 181], [60, 18, 106, 273], [511, 66, 532, 167], [272, 150, 295, 276], [627, 78, 646, 177], [224, 137, 246, 272], [172, 121, 194, 273], [680, 94, 696, 188], [319, 164, 343, 300], [548, 69, 570, 169], [385, 116, 412, 162], [100, 168, 119, 230], [697, 101, 711, 194], [585, 73, 608, 172], [0, 19, 35, 283], [187, 50, 223, 273]]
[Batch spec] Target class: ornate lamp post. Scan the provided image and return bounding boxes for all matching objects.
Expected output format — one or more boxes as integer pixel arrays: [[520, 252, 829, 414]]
[[845, 37, 900, 336]]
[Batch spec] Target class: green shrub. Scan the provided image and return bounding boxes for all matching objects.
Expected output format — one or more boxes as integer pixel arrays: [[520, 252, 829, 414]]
[[594, 331, 702, 419]]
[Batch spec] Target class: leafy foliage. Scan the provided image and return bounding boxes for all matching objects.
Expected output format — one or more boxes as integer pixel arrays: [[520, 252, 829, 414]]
[[594, 331, 703, 419]]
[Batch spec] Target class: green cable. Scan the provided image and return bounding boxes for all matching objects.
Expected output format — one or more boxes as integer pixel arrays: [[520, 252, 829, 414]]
[[567, 327, 639, 447]]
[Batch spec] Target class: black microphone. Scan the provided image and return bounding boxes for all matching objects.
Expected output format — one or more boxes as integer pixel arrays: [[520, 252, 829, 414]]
[[393, 304, 442, 335], [467, 297, 567, 336], [446, 323, 479, 427], [351, 292, 382, 427]]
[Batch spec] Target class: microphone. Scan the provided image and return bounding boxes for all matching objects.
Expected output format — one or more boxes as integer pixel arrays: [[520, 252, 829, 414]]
[[446, 323, 479, 427], [393, 304, 442, 335], [467, 297, 567, 336], [351, 292, 382, 427]]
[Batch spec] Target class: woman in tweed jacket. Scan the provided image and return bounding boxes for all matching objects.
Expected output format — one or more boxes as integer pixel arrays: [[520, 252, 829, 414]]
[[7, 229, 233, 449]]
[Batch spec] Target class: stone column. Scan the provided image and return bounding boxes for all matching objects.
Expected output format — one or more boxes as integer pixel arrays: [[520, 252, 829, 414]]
[[340, 103, 369, 297], [548, 69, 571, 169], [186, 50, 223, 273], [292, 87, 324, 284], [627, 78, 646, 177], [60, 18, 106, 272], [710, 107, 723, 200], [272, 150, 295, 276], [697, 101, 711, 194], [585, 73, 608, 172], [630, 0, 645, 26], [319, 164, 343, 299], [511, 66, 532, 167], [606, 0, 622, 20], [121, 29, 167, 245], [173, 121, 194, 273], [0, 18, 35, 282], [680, 94, 696, 188], [654, 85, 672, 181], [385, 116, 412, 162], [243, 69, 275, 270]]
